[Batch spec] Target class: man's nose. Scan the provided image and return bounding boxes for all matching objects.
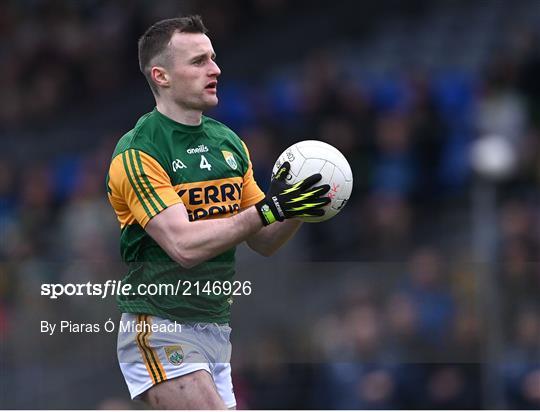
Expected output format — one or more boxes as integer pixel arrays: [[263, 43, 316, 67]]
[[209, 60, 221, 77]]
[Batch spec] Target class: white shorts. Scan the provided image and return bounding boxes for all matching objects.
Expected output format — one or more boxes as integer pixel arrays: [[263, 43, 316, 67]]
[[117, 313, 236, 408]]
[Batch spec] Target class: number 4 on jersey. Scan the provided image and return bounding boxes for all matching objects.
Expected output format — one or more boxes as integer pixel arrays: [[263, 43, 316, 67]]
[[200, 154, 212, 171]]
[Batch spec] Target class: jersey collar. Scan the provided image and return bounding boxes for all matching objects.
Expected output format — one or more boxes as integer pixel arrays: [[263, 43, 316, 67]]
[[153, 108, 204, 133]]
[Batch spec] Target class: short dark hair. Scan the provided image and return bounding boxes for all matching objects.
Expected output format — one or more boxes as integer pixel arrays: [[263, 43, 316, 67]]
[[138, 15, 208, 95]]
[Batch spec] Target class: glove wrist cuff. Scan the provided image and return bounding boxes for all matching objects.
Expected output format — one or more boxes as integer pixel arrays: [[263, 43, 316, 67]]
[[255, 199, 279, 226]]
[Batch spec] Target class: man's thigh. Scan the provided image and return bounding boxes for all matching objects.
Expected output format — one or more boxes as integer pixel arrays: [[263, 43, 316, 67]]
[[142, 369, 226, 409], [117, 314, 236, 407]]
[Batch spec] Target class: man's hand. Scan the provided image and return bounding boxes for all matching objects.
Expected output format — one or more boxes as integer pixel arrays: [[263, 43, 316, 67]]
[[255, 162, 331, 226]]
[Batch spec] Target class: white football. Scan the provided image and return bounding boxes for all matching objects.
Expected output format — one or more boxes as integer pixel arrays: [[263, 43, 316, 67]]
[[272, 140, 353, 222]]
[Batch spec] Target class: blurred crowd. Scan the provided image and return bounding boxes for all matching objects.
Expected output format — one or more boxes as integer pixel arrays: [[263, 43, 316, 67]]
[[1, 0, 540, 409], [0, 0, 308, 129]]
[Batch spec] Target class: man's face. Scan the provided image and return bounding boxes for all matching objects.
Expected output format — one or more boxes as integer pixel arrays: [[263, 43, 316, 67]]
[[162, 32, 221, 111]]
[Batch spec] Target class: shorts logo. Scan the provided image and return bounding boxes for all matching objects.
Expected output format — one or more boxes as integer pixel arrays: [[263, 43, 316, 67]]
[[164, 345, 184, 366], [222, 151, 237, 170]]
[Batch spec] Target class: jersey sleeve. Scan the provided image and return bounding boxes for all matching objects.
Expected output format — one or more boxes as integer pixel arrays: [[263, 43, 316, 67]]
[[240, 141, 265, 209], [108, 149, 183, 228]]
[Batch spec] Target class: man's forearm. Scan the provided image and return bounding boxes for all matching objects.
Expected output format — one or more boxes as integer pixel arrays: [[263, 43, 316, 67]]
[[147, 204, 264, 268], [177, 206, 264, 266], [184, 203, 307, 260], [246, 218, 302, 256]]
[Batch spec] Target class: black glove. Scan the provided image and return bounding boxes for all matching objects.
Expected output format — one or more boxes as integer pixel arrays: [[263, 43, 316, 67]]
[[255, 162, 331, 225]]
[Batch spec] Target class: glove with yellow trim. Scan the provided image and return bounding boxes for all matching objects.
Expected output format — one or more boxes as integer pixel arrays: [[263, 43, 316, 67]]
[[255, 162, 331, 225]]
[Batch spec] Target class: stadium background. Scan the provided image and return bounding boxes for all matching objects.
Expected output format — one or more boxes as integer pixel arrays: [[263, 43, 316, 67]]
[[1, 0, 540, 408]]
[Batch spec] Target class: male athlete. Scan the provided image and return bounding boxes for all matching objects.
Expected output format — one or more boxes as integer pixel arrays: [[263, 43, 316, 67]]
[[106, 15, 329, 409]]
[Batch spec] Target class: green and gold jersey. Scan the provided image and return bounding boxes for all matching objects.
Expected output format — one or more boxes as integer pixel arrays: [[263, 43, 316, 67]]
[[106, 108, 265, 323]]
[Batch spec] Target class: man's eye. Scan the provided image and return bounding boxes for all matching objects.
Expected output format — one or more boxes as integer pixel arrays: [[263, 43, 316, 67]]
[[193, 59, 204, 65]]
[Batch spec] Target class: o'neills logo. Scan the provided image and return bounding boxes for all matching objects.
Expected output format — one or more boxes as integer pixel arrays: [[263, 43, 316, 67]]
[[186, 145, 209, 154]]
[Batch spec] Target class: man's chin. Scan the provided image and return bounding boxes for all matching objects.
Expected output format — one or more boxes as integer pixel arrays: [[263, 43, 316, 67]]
[[201, 97, 219, 110], [182, 96, 218, 112]]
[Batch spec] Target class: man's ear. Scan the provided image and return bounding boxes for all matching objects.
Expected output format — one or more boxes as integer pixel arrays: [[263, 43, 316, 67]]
[[151, 66, 170, 89]]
